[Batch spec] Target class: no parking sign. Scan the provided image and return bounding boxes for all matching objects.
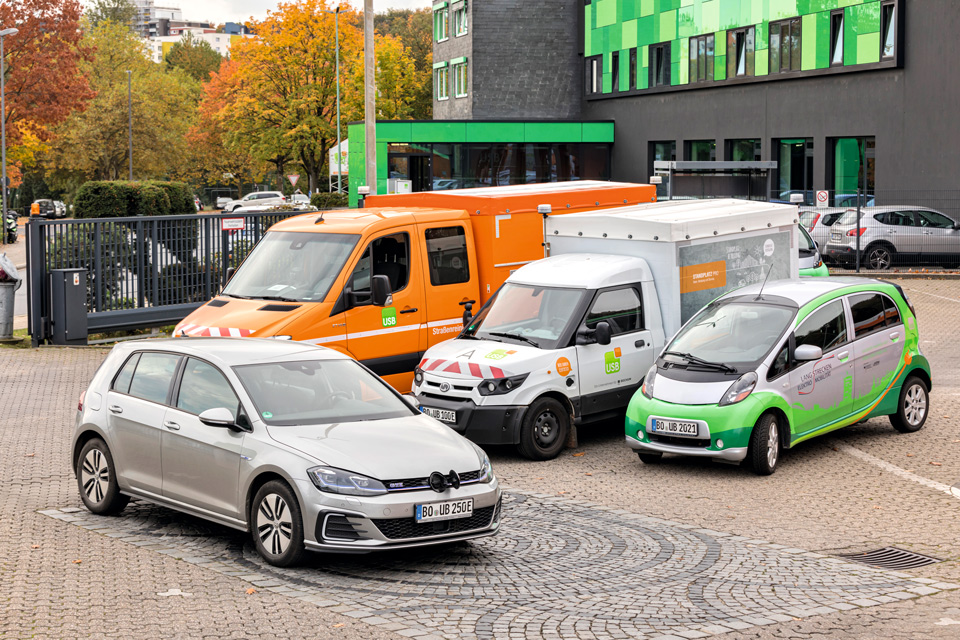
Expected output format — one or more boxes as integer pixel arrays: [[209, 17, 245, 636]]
[[816, 190, 829, 208]]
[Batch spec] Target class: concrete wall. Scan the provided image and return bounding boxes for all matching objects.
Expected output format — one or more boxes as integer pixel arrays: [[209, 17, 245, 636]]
[[582, 0, 960, 193]]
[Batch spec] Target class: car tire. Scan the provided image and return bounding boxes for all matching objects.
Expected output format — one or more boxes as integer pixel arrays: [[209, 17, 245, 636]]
[[865, 244, 895, 270], [890, 376, 929, 433], [517, 397, 570, 461], [77, 438, 129, 515], [747, 413, 781, 476], [251, 480, 305, 567], [637, 451, 663, 464]]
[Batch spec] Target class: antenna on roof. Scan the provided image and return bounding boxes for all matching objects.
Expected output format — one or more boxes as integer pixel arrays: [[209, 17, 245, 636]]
[[755, 263, 774, 301], [315, 211, 325, 224]]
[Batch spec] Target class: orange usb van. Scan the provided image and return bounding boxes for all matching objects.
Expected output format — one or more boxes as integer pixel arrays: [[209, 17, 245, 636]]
[[175, 181, 656, 390]]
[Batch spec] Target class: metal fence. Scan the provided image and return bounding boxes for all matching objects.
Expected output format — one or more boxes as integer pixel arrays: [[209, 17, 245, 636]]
[[26, 209, 310, 345]]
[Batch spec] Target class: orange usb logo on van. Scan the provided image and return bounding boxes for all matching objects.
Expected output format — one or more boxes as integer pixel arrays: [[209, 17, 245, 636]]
[[680, 260, 727, 294]]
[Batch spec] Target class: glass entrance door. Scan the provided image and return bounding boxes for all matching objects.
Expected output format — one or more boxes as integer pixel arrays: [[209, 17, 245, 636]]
[[388, 153, 432, 192]]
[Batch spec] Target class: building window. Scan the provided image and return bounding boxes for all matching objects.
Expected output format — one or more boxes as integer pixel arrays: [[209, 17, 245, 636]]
[[769, 18, 801, 73], [829, 137, 875, 196], [648, 141, 676, 196], [726, 27, 754, 78], [689, 34, 714, 83], [453, 60, 468, 98], [435, 65, 449, 100], [434, 5, 449, 42], [685, 140, 716, 162], [881, 2, 896, 59], [649, 42, 671, 88], [727, 139, 761, 162], [611, 51, 619, 92], [453, 2, 467, 37], [774, 138, 813, 203], [629, 48, 637, 90], [830, 11, 844, 66], [585, 56, 601, 95]]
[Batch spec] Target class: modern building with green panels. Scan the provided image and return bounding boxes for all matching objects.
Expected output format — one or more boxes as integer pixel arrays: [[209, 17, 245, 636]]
[[579, 0, 960, 199], [346, 121, 614, 207]]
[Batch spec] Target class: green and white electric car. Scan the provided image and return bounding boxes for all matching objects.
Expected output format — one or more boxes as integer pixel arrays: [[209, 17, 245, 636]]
[[625, 277, 930, 474]]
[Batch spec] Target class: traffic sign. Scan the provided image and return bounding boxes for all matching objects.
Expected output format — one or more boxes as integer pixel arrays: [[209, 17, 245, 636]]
[[287, 174, 300, 187], [816, 190, 829, 208]]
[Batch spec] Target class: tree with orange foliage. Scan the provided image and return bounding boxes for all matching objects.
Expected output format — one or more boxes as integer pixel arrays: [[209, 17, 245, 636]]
[[221, 0, 364, 193]]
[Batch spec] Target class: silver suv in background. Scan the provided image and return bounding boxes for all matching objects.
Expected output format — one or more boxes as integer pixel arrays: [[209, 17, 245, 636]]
[[800, 208, 850, 251], [223, 191, 287, 212], [825, 206, 960, 270]]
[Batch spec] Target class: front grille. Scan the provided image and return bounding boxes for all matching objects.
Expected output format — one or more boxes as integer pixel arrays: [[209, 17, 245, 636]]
[[372, 505, 495, 540], [649, 433, 712, 448], [426, 380, 473, 392], [420, 392, 473, 402], [384, 469, 483, 492], [319, 514, 366, 541]]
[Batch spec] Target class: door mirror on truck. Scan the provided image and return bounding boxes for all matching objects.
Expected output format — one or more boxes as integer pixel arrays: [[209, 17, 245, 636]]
[[577, 321, 612, 346], [370, 274, 393, 307]]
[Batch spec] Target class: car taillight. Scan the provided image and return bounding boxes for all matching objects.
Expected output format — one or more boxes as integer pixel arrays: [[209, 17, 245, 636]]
[[846, 227, 867, 237], [78, 391, 85, 411], [806, 214, 820, 230]]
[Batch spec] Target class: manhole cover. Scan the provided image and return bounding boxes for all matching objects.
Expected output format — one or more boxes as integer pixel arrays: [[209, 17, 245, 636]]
[[841, 547, 941, 570]]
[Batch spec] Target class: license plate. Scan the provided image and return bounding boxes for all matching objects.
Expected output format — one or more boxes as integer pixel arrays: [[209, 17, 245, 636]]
[[652, 419, 699, 437], [423, 407, 456, 424], [831, 233, 843, 241], [416, 498, 473, 523]]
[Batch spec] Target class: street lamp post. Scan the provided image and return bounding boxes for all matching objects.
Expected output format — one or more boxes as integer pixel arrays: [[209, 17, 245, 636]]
[[127, 70, 133, 181], [0, 27, 20, 246], [322, 7, 343, 195]]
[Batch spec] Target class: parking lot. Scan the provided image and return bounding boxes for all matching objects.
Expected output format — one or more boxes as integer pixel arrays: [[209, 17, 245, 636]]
[[2, 277, 960, 639]]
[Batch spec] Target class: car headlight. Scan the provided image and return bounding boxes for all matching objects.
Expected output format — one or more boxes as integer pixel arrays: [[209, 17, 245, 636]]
[[414, 367, 424, 386], [307, 466, 387, 496], [478, 373, 529, 396], [718, 372, 758, 406], [471, 445, 495, 483], [641, 365, 657, 399]]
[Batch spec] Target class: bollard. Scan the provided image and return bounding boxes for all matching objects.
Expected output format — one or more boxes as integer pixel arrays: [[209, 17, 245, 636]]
[[0, 280, 18, 341]]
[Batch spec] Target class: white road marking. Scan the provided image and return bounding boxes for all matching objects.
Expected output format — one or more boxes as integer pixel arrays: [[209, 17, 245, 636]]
[[838, 444, 957, 497], [903, 288, 960, 304], [934, 618, 960, 626]]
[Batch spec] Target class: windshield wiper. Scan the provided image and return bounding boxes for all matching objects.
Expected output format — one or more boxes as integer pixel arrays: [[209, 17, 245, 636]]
[[221, 293, 250, 300], [256, 295, 299, 302], [662, 351, 736, 373], [486, 332, 540, 348]]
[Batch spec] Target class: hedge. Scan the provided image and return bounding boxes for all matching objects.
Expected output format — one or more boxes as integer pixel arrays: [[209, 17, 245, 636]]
[[74, 180, 195, 219], [310, 192, 349, 210]]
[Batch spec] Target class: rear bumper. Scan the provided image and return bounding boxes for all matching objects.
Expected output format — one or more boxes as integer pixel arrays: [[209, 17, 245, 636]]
[[417, 394, 526, 446]]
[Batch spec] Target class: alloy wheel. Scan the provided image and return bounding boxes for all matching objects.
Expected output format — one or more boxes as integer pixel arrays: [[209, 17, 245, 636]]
[[868, 248, 891, 270], [766, 420, 779, 469], [904, 384, 927, 426], [257, 493, 293, 556], [80, 449, 110, 505]]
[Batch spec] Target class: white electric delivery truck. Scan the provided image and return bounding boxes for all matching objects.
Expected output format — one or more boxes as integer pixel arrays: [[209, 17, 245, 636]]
[[412, 199, 800, 460]]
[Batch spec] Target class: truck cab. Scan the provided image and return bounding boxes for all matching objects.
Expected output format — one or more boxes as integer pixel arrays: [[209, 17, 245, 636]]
[[413, 254, 665, 460]]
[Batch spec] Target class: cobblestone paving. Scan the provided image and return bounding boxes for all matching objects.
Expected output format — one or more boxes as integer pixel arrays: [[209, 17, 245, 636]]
[[40, 491, 957, 640]]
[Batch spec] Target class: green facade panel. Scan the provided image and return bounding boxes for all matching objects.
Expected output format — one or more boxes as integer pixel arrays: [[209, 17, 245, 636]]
[[586, 0, 896, 96], [582, 122, 616, 142], [464, 122, 526, 142]]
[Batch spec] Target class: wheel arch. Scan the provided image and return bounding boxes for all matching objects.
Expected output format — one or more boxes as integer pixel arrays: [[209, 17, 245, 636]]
[[906, 366, 932, 391], [761, 406, 792, 450], [72, 426, 109, 474], [536, 390, 576, 421], [244, 469, 301, 531]]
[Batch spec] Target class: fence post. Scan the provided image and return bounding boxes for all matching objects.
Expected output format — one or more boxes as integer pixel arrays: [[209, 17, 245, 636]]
[[136, 220, 145, 308], [203, 216, 212, 300], [151, 220, 159, 306], [93, 222, 102, 313], [221, 223, 229, 289], [26, 217, 44, 347], [855, 188, 862, 273]]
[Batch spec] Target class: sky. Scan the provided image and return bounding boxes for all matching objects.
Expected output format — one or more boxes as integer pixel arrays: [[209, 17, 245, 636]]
[[148, 0, 431, 24]]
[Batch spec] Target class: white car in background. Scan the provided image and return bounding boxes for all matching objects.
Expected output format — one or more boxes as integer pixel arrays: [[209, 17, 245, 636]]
[[223, 191, 287, 212], [290, 193, 311, 206], [216, 197, 233, 210]]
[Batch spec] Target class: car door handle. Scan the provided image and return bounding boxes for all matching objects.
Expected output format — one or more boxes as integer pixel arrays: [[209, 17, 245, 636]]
[[163, 421, 181, 431], [400, 307, 418, 314], [837, 351, 850, 361], [887, 230, 896, 234], [923, 231, 933, 235], [635, 339, 646, 348], [108, 405, 123, 414], [889, 332, 901, 341]]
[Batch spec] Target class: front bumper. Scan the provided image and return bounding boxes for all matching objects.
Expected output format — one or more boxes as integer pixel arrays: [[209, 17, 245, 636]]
[[299, 478, 502, 552], [416, 394, 526, 446], [625, 434, 748, 461]]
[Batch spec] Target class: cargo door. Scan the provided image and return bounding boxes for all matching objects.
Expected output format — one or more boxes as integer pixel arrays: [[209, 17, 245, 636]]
[[417, 222, 481, 349], [343, 229, 426, 385]]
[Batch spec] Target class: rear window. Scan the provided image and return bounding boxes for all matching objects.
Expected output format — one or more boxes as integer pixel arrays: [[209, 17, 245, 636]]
[[849, 294, 887, 339]]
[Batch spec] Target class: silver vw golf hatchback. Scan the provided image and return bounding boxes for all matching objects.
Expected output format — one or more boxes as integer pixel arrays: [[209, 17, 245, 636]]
[[73, 338, 501, 566]]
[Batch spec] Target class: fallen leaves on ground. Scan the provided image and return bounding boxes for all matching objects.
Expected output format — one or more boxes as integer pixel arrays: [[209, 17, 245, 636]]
[[333, 623, 345, 628], [24, 453, 35, 457], [72, 559, 82, 564], [930, 462, 943, 466], [30, 545, 39, 550], [245, 588, 257, 595], [584, 473, 592, 476], [572, 452, 586, 457]]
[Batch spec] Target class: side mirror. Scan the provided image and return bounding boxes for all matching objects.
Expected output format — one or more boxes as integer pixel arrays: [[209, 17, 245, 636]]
[[402, 394, 421, 411], [370, 275, 392, 307], [199, 407, 238, 428], [225, 266, 236, 283], [594, 321, 612, 346], [462, 301, 474, 326], [794, 344, 823, 362]]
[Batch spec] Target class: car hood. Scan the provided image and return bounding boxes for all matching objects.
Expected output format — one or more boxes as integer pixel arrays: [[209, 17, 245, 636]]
[[420, 338, 544, 379], [654, 370, 735, 405], [175, 297, 316, 337], [265, 414, 482, 479]]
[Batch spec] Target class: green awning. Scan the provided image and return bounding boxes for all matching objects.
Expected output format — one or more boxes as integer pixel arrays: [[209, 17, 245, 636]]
[[433, 60, 449, 69]]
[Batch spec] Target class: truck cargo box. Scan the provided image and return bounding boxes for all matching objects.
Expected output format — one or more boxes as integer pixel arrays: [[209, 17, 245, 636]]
[[545, 198, 800, 338]]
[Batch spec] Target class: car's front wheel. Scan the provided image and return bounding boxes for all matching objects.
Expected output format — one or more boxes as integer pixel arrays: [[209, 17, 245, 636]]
[[517, 397, 570, 461], [890, 376, 929, 433], [77, 438, 129, 515], [747, 413, 781, 475], [251, 480, 305, 567]]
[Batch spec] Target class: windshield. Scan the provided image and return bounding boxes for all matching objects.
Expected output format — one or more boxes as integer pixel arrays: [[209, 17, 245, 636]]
[[799, 211, 818, 229], [464, 283, 585, 350], [234, 359, 412, 425], [665, 300, 796, 371], [223, 231, 359, 302]]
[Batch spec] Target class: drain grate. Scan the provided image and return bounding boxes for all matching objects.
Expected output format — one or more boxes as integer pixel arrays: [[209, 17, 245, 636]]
[[840, 547, 942, 570]]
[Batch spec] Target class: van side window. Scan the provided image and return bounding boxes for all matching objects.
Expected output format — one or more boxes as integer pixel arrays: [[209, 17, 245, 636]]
[[425, 226, 469, 285], [794, 300, 847, 354], [112, 353, 141, 393], [127, 352, 181, 404], [586, 288, 644, 335], [350, 232, 410, 296], [882, 295, 902, 326], [849, 293, 888, 339]]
